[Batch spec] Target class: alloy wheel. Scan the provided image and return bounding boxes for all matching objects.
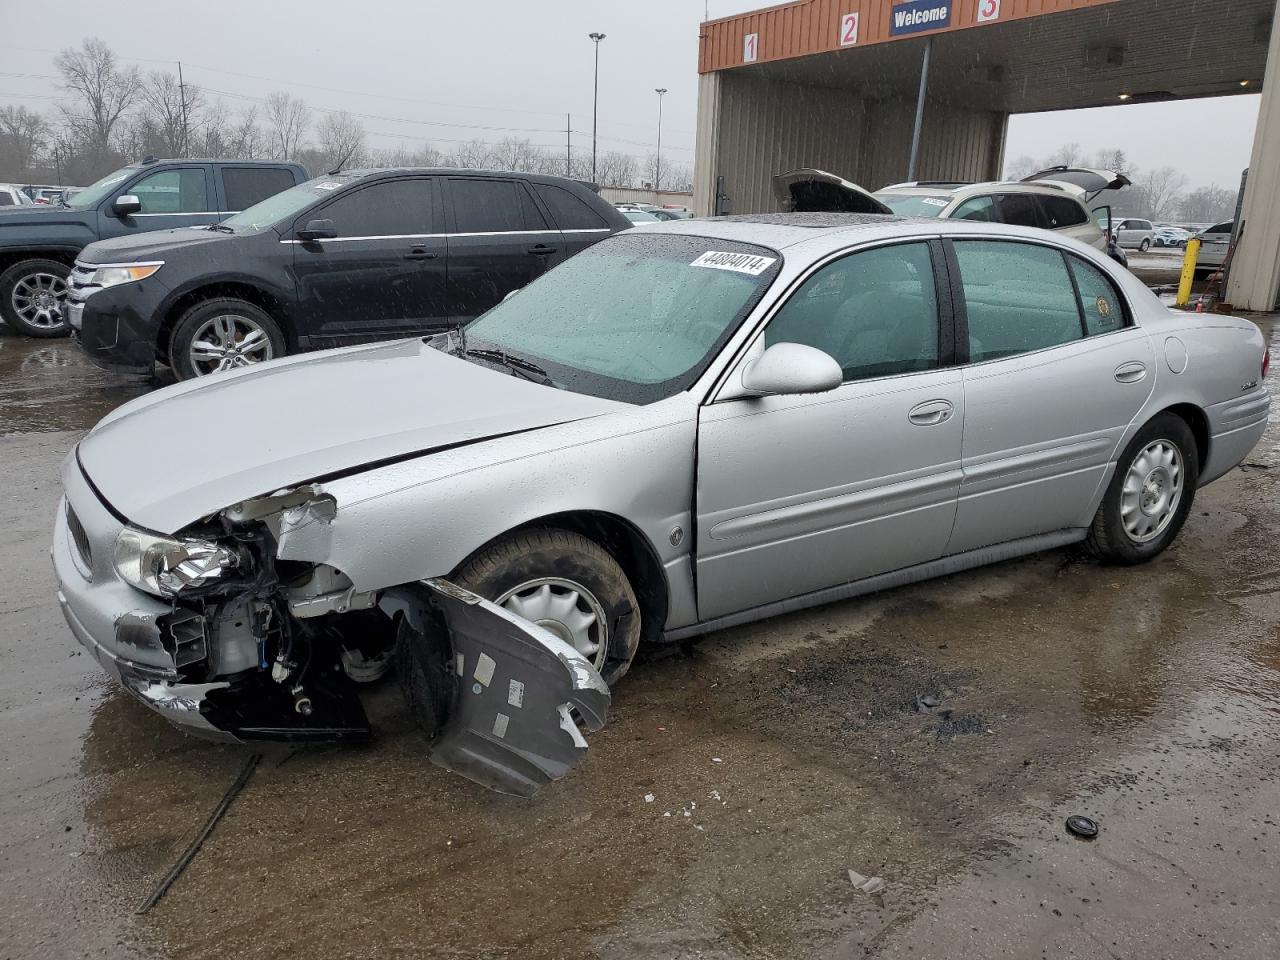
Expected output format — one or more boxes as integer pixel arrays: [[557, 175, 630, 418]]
[[11, 271, 67, 331], [1120, 439, 1183, 543], [188, 314, 275, 376]]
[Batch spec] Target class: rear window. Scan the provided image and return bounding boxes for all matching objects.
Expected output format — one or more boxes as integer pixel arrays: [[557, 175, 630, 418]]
[[451, 179, 547, 233], [1041, 196, 1089, 228], [1206, 221, 1233, 235], [875, 194, 951, 218], [223, 167, 297, 211], [995, 194, 1046, 229], [533, 183, 608, 230]]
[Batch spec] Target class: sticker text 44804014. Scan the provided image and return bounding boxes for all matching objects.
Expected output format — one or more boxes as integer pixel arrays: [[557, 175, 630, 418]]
[[690, 251, 777, 275]]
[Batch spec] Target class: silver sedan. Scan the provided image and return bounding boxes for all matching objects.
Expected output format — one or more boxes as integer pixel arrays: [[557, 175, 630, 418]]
[[53, 215, 1269, 795]]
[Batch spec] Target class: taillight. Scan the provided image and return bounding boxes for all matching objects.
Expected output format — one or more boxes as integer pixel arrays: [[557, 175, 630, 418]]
[[1263, 348, 1271, 380]]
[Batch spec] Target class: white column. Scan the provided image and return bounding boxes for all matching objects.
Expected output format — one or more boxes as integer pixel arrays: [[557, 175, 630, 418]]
[[693, 72, 722, 217], [1226, 0, 1280, 312]]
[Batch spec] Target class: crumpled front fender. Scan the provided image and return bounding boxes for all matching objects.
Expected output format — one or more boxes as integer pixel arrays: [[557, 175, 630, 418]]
[[380, 578, 610, 798]]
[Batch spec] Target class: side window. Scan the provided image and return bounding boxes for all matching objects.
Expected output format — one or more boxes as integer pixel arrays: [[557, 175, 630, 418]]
[[223, 167, 297, 211], [954, 240, 1083, 362], [0, 192, 12, 207], [1207, 221, 1233, 235], [951, 195, 997, 222], [130, 168, 210, 214], [765, 242, 939, 382], [532, 182, 609, 229], [451, 179, 548, 233], [316, 179, 433, 237], [995, 194, 1046, 228], [1069, 256, 1127, 336], [1041, 196, 1089, 228]]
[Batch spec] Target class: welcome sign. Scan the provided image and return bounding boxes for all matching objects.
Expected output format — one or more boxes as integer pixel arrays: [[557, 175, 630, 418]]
[[889, 0, 952, 36]]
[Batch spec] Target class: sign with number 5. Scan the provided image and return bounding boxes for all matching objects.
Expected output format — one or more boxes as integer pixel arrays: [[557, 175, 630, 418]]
[[977, 0, 1001, 22], [743, 32, 758, 62], [839, 12, 859, 46]]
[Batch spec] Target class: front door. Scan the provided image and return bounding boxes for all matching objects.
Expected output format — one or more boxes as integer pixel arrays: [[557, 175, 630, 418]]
[[695, 240, 963, 621], [945, 238, 1155, 553], [97, 164, 219, 240], [444, 177, 563, 322], [290, 176, 448, 343]]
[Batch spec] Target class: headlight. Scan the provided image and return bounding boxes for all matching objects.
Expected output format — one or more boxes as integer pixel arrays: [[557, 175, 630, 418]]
[[88, 262, 163, 289], [113, 527, 239, 598]]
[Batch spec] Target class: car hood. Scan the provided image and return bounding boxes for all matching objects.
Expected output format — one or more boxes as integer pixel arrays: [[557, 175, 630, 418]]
[[0, 205, 87, 226], [77, 338, 629, 533], [80, 226, 241, 263], [772, 169, 893, 214]]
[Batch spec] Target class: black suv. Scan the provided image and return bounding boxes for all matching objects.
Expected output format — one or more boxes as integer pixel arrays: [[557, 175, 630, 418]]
[[69, 168, 632, 379], [0, 158, 307, 337]]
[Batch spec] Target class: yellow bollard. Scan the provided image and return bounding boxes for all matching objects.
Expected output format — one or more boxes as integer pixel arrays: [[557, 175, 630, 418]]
[[1175, 238, 1201, 307]]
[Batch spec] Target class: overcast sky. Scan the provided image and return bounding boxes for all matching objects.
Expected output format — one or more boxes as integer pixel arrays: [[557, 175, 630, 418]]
[[0, 0, 1260, 190]]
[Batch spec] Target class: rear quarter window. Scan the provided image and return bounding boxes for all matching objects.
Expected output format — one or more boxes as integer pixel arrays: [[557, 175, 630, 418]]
[[1041, 196, 1089, 228], [1068, 256, 1128, 336], [532, 183, 609, 230]]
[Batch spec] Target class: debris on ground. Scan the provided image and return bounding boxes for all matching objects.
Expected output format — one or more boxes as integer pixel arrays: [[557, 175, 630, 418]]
[[848, 868, 887, 895], [1066, 815, 1099, 839], [643, 793, 655, 803]]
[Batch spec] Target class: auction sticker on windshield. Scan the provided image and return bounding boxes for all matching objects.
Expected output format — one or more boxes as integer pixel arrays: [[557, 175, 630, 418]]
[[690, 251, 777, 275]]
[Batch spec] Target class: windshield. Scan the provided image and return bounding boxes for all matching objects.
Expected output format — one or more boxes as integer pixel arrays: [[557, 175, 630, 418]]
[[64, 166, 136, 209], [622, 209, 660, 222], [220, 175, 357, 232], [461, 232, 782, 404], [875, 193, 951, 217]]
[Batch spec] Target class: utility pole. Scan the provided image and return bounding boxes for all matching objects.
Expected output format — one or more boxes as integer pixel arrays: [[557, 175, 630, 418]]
[[654, 88, 667, 192], [588, 32, 606, 184], [177, 60, 190, 158], [566, 113, 572, 177], [906, 38, 932, 181]]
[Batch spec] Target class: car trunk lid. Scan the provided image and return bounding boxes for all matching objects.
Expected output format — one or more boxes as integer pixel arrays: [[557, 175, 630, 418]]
[[772, 169, 893, 214]]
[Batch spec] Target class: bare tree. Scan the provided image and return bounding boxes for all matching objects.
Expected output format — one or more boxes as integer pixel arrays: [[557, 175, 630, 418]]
[[451, 138, 492, 169], [1132, 166, 1188, 221], [596, 150, 637, 187], [55, 38, 142, 157], [489, 137, 541, 172], [1094, 148, 1131, 176], [0, 106, 49, 177], [1045, 142, 1083, 168], [1179, 184, 1236, 224], [1001, 154, 1038, 180], [308, 110, 366, 172], [140, 71, 203, 157], [264, 91, 310, 160]]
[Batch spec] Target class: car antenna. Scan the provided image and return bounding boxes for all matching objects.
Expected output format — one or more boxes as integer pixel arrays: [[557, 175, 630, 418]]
[[327, 146, 358, 176]]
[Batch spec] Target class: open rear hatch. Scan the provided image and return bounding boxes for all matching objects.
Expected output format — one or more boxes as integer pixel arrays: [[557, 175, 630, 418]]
[[772, 168, 893, 214], [1021, 165, 1131, 202]]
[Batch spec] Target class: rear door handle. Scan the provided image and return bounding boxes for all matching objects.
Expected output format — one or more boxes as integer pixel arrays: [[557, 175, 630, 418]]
[[908, 399, 954, 426], [404, 247, 439, 261], [1114, 361, 1147, 383], [527, 243, 558, 256]]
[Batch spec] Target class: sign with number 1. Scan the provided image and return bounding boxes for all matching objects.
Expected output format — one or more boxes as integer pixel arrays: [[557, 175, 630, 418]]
[[743, 32, 758, 62], [977, 0, 1001, 22], [839, 12, 859, 46]]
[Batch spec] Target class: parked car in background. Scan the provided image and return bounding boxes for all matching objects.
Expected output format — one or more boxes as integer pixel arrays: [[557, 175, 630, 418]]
[[0, 158, 307, 337], [1115, 217, 1156, 251], [71, 169, 631, 378], [53, 215, 1269, 794], [618, 206, 663, 226], [32, 189, 66, 205], [0, 184, 35, 207], [1194, 220, 1234, 273], [649, 208, 690, 221], [1153, 226, 1191, 248]]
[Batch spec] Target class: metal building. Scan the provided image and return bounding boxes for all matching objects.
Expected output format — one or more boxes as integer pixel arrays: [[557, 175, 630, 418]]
[[693, 0, 1280, 310]]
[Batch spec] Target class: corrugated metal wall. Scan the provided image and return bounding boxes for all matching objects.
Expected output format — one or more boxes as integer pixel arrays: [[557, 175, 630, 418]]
[[694, 70, 1006, 215], [700, 0, 1121, 73]]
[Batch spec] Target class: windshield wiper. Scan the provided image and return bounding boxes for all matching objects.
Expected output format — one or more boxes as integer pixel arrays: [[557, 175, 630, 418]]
[[463, 347, 554, 386], [206, 223, 235, 233]]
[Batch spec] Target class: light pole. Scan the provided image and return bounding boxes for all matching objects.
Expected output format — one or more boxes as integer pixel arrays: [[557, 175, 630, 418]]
[[588, 32, 606, 184], [654, 87, 667, 192]]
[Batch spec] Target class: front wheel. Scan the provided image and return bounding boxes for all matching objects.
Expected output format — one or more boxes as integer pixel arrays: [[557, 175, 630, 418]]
[[1086, 413, 1198, 564], [170, 298, 286, 380], [0, 258, 70, 337]]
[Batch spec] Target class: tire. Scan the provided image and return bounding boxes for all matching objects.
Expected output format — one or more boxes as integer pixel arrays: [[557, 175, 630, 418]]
[[1139, 238, 1151, 252], [0, 258, 70, 337], [1086, 413, 1198, 565], [170, 297, 286, 380]]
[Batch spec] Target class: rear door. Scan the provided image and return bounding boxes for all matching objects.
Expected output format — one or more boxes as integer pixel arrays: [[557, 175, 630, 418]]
[[444, 177, 561, 322], [528, 180, 614, 258], [290, 175, 448, 342], [946, 238, 1154, 553], [96, 164, 218, 240], [216, 165, 300, 217]]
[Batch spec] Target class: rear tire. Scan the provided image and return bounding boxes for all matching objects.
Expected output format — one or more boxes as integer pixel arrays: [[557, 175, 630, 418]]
[[1139, 238, 1151, 252], [170, 297, 285, 380], [1086, 413, 1198, 564], [0, 258, 70, 337]]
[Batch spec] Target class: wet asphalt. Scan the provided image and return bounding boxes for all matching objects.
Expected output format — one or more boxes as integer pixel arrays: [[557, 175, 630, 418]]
[[2, 311, 1280, 960]]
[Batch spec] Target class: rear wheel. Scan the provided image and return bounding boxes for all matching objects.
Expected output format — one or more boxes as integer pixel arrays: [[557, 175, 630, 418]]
[[0, 258, 70, 337], [170, 298, 285, 380], [1086, 413, 1197, 564], [1139, 238, 1151, 252]]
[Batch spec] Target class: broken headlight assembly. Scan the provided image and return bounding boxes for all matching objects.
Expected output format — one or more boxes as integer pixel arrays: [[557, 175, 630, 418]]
[[113, 527, 240, 598]]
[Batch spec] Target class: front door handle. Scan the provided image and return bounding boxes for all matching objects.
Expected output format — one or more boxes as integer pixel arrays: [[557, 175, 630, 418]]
[[908, 399, 954, 426], [527, 243, 558, 256], [404, 247, 439, 261], [1114, 361, 1147, 383]]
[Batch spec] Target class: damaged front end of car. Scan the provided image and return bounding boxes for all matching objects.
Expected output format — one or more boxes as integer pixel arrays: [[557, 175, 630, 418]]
[[74, 482, 611, 795]]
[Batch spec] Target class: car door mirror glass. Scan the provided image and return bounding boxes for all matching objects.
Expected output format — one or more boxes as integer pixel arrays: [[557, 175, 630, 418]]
[[740, 342, 842, 396], [112, 194, 142, 217], [297, 218, 337, 241]]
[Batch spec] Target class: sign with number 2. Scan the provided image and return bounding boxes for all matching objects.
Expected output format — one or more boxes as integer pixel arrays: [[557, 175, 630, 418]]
[[977, 0, 1001, 22], [839, 12, 859, 46], [743, 32, 758, 62]]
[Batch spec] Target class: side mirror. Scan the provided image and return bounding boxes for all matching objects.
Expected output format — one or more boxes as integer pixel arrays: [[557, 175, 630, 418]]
[[112, 194, 142, 217], [296, 218, 337, 242], [739, 342, 842, 396]]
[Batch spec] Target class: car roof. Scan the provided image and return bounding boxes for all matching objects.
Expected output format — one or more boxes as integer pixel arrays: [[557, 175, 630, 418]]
[[877, 181, 1083, 200], [334, 167, 596, 188]]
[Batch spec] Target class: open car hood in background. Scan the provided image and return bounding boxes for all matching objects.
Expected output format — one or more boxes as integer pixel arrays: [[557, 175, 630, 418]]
[[1021, 165, 1132, 201], [772, 168, 893, 214]]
